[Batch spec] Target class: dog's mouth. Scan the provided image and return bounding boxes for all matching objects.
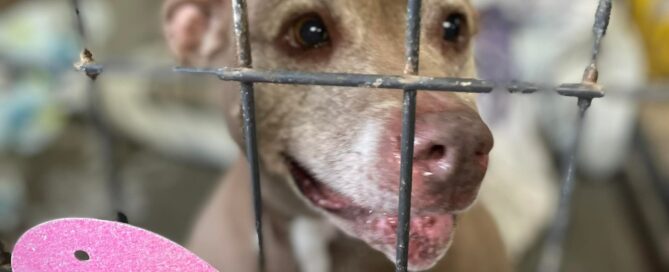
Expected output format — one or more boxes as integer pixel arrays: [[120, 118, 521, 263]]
[[285, 156, 456, 270]]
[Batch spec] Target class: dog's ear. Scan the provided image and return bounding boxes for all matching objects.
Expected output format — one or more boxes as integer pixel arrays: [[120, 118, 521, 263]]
[[163, 0, 229, 65]]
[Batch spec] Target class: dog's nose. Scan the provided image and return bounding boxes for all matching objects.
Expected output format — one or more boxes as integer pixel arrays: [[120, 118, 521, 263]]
[[411, 109, 493, 210], [380, 96, 494, 211], [412, 110, 493, 180]]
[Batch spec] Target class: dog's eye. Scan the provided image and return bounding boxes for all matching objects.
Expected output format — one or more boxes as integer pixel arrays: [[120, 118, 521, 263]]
[[442, 13, 466, 42], [291, 14, 330, 49]]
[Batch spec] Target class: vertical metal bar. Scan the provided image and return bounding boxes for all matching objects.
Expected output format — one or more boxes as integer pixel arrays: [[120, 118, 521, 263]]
[[87, 80, 123, 215], [536, 98, 591, 272], [580, 0, 612, 88], [537, 1, 612, 271], [70, 0, 122, 218], [71, 0, 87, 41], [590, 0, 612, 65], [395, 0, 421, 271], [403, 0, 422, 76], [230, 0, 265, 271], [232, 0, 253, 67]]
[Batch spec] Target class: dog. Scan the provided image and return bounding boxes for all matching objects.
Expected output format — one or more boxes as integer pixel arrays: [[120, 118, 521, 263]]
[[162, 0, 511, 271]]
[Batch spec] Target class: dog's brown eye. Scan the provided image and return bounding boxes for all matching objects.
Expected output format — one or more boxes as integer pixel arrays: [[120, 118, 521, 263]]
[[291, 15, 330, 49], [442, 13, 466, 42]]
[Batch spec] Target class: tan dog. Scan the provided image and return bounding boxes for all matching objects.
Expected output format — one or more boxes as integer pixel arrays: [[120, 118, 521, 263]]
[[163, 0, 510, 271]]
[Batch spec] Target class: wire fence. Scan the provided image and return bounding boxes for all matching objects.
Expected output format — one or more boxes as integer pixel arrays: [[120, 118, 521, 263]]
[[0, 0, 628, 271], [178, 0, 611, 271], [86, 0, 609, 272]]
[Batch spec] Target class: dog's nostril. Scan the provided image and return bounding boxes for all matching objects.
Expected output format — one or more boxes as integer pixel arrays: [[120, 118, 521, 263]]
[[475, 140, 492, 156], [475, 153, 490, 169], [474, 141, 491, 164], [427, 145, 446, 161], [387, 217, 398, 229]]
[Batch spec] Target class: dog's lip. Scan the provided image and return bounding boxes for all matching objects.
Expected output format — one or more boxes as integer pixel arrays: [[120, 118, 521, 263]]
[[362, 212, 455, 270], [284, 155, 457, 270], [284, 155, 360, 215]]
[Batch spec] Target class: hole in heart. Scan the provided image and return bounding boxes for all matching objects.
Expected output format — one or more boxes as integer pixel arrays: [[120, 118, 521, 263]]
[[74, 250, 90, 261]]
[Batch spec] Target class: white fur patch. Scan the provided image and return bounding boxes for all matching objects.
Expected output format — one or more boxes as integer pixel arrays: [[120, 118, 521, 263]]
[[290, 217, 337, 272], [339, 120, 398, 210]]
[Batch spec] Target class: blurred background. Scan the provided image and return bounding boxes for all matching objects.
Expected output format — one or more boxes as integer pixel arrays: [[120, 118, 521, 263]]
[[0, 0, 667, 271]]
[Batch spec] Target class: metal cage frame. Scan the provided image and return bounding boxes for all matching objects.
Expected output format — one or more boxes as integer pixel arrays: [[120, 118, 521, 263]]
[[69, 0, 614, 272]]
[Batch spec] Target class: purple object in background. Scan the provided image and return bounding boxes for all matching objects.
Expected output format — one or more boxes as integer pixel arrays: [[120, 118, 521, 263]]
[[11, 218, 219, 272], [475, 8, 515, 82], [475, 7, 516, 125]]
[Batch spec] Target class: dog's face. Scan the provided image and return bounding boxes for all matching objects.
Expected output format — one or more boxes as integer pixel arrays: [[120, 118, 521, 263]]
[[164, 0, 492, 270]]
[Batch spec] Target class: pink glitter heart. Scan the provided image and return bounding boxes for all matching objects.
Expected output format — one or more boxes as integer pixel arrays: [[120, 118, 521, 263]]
[[11, 218, 218, 272]]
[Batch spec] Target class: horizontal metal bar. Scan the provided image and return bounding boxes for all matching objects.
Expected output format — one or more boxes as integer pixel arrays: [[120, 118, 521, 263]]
[[556, 83, 604, 99], [51, 63, 667, 100], [175, 67, 494, 93], [78, 64, 104, 77]]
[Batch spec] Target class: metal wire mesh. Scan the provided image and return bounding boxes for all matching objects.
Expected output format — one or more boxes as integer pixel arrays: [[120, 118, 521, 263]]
[[537, 1, 612, 272], [66, 0, 614, 271], [230, 0, 266, 270], [69, 0, 124, 222]]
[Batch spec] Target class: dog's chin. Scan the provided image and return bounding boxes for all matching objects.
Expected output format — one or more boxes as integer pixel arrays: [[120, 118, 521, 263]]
[[285, 156, 456, 271]]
